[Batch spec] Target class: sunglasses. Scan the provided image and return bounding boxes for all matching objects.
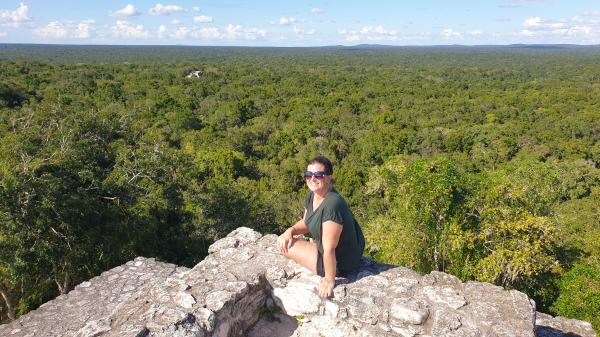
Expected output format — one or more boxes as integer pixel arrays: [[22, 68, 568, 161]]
[[303, 171, 327, 179]]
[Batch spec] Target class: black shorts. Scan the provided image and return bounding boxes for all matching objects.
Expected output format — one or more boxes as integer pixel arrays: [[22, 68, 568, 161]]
[[316, 250, 339, 277], [317, 251, 361, 278]]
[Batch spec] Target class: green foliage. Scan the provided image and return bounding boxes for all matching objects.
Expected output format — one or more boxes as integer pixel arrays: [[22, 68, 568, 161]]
[[552, 259, 600, 331], [475, 213, 562, 309], [0, 46, 599, 323], [365, 157, 468, 273], [0, 82, 28, 108], [555, 187, 600, 257], [366, 158, 573, 311]]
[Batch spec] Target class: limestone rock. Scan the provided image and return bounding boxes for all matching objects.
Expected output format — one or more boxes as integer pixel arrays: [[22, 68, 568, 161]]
[[389, 298, 429, 326], [536, 312, 597, 337], [174, 292, 196, 309], [0, 227, 595, 337], [272, 285, 321, 316]]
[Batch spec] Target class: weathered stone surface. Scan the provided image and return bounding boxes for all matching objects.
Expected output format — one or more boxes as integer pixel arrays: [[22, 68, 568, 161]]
[[0, 227, 595, 337], [536, 312, 597, 337], [174, 292, 196, 309], [272, 285, 321, 316], [389, 298, 429, 325]]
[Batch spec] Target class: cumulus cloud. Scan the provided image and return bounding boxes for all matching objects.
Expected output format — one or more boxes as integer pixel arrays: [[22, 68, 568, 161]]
[[0, 32, 6, 37], [193, 27, 221, 39], [169, 24, 266, 41], [171, 19, 180, 25], [149, 3, 186, 16], [192, 6, 201, 12], [0, 2, 30, 27], [224, 24, 266, 40], [157, 25, 167, 39], [468, 30, 483, 36], [270, 17, 300, 25], [35, 22, 66, 38], [523, 16, 542, 27], [311, 7, 323, 14], [109, 4, 140, 18], [441, 28, 462, 39], [522, 16, 574, 31], [76, 20, 95, 38], [194, 15, 213, 23], [171, 26, 191, 39], [339, 25, 398, 42], [293, 25, 316, 38], [110, 20, 151, 39], [34, 20, 95, 39], [517, 15, 600, 42]]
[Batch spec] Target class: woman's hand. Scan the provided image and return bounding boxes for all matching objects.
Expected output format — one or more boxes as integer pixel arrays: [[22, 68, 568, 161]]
[[276, 228, 294, 254], [318, 278, 335, 299]]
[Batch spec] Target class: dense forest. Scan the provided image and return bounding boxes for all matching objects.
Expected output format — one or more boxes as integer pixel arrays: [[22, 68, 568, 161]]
[[0, 44, 598, 329]]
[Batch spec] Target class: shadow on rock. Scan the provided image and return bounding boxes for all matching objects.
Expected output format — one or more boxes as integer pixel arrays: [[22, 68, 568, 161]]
[[245, 313, 298, 337], [536, 325, 584, 337]]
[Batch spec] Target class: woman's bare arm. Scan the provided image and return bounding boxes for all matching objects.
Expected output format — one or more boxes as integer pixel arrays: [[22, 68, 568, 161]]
[[319, 220, 342, 298], [277, 209, 309, 253]]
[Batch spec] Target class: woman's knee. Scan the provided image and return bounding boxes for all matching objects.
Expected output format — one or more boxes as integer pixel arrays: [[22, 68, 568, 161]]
[[280, 239, 318, 272]]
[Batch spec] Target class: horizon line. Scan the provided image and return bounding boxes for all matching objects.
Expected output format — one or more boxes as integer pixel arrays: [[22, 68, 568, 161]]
[[2, 42, 600, 48]]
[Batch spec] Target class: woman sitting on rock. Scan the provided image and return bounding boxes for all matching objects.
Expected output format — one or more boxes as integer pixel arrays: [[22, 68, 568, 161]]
[[276, 156, 365, 299]]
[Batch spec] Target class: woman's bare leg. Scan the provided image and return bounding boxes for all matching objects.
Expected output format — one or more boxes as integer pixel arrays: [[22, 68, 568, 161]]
[[280, 238, 318, 273]]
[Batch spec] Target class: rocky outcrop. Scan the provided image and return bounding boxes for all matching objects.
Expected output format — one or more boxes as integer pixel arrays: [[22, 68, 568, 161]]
[[536, 312, 597, 337], [0, 227, 596, 337]]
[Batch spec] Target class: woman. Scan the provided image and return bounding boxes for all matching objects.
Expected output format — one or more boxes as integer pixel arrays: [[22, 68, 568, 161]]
[[276, 156, 365, 299]]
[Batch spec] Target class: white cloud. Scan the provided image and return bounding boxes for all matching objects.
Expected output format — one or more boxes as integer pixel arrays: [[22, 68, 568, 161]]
[[157, 25, 167, 39], [522, 17, 567, 29], [170, 24, 266, 41], [35, 22, 67, 38], [293, 25, 316, 38], [194, 15, 213, 23], [110, 20, 151, 39], [171, 26, 191, 39], [109, 4, 140, 18], [517, 15, 600, 42], [0, 2, 30, 27], [523, 16, 542, 27], [224, 24, 266, 40], [441, 28, 462, 38], [270, 17, 301, 25], [0, 32, 6, 37], [468, 30, 483, 36], [192, 27, 221, 39], [149, 3, 186, 16], [311, 7, 323, 14], [339, 25, 398, 42], [582, 11, 600, 16], [75, 20, 95, 38], [34, 20, 95, 39], [171, 19, 180, 25], [192, 6, 201, 12]]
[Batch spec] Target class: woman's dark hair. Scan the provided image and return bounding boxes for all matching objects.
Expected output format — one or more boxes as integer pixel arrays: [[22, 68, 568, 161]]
[[309, 156, 333, 175]]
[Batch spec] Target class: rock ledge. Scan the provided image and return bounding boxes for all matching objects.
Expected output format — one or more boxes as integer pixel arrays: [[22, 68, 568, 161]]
[[0, 227, 596, 337]]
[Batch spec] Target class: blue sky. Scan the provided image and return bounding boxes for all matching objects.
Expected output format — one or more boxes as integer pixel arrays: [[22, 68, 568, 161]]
[[1, 1, 600, 46]]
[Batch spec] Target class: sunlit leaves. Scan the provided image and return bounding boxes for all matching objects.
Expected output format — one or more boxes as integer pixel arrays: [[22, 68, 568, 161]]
[[552, 259, 600, 331]]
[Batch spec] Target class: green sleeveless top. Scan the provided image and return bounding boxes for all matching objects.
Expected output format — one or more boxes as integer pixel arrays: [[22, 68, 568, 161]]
[[304, 189, 365, 272]]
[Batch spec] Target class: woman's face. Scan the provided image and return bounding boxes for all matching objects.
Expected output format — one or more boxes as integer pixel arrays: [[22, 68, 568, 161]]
[[305, 162, 332, 194]]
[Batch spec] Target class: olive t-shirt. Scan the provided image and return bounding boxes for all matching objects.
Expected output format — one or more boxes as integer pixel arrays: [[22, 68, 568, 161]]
[[304, 189, 365, 273]]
